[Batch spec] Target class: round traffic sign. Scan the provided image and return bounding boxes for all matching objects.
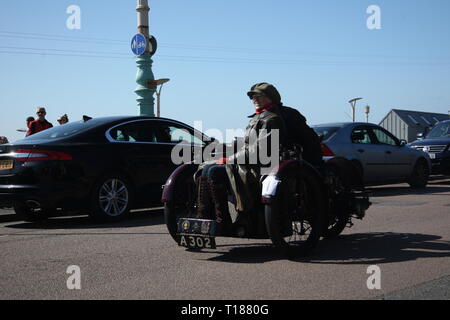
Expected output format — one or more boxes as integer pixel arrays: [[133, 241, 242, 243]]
[[131, 33, 147, 55]]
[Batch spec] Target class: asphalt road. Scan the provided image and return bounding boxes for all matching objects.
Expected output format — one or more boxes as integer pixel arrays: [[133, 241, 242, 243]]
[[0, 178, 449, 300]]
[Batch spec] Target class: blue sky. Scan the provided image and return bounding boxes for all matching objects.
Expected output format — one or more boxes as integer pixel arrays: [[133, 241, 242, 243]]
[[1, 0, 449, 142]]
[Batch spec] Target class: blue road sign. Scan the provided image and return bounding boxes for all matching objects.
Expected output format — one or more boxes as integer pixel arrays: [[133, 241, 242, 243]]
[[131, 34, 147, 55]]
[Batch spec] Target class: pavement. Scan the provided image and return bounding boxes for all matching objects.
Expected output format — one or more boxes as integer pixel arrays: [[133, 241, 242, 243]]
[[0, 177, 449, 300]]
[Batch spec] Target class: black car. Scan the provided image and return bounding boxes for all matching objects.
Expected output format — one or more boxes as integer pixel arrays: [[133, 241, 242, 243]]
[[0, 116, 213, 222], [408, 119, 450, 175]]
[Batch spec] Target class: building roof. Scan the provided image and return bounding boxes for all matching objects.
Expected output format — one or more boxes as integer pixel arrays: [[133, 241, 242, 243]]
[[380, 109, 449, 127]]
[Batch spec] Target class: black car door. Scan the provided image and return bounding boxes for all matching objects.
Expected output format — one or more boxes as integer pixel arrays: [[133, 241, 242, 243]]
[[108, 119, 207, 207], [155, 121, 207, 163], [107, 120, 173, 206], [108, 119, 208, 207]]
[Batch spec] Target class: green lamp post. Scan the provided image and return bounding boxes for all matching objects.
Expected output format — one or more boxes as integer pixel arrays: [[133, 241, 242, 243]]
[[134, 0, 157, 116]]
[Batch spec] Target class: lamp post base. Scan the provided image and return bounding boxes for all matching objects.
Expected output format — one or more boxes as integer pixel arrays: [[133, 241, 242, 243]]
[[135, 54, 156, 116]]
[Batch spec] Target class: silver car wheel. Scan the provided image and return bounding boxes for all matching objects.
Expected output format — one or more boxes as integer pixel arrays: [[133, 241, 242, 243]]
[[98, 178, 129, 217]]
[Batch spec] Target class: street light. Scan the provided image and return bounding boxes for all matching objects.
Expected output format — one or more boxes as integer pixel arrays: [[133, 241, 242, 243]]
[[155, 78, 170, 117], [145, 78, 170, 117], [365, 105, 370, 123], [348, 97, 363, 122]]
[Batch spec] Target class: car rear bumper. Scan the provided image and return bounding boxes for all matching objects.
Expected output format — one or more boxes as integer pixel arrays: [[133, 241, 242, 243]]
[[0, 185, 53, 207], [0, 184, 87, 209], [0, 193, 14, 208]]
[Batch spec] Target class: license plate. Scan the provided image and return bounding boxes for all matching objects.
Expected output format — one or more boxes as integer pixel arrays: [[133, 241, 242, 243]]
[[177, 218, 217, 236], [178, 235, 216, 249], [429, 153, 436, 159], [0, 160, 13, 170], [176, 218, 217, 249]]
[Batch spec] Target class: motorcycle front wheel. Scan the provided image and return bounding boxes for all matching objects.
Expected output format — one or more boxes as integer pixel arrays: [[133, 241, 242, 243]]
[[265, 164, 325, 258]]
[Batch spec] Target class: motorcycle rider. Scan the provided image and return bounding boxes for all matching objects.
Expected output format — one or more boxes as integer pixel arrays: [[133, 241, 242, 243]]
[[246, 83, 323, 168], [196, 83, 322, 234]]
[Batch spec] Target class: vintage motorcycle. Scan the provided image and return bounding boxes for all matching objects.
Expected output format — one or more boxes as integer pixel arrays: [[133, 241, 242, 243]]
[[161, 151, 371, 258]]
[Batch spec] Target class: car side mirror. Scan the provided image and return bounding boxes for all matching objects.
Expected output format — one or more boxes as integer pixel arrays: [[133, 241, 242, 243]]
[[416, 132, 424, 140], [399, 139, 407, 147]]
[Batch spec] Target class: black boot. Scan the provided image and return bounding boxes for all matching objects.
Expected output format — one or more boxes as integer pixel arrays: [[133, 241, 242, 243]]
[[195, 176, 213, 219], [209, 180, 232, 235]]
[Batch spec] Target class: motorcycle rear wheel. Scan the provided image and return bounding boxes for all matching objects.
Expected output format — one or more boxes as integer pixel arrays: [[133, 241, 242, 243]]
[[322, 157, 362, 239]]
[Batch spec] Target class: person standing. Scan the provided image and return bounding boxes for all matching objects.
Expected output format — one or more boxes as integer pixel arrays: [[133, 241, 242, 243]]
[[57, 114, 69, 125], [26, 107, 53, 136], [26, 116, 35, 128]]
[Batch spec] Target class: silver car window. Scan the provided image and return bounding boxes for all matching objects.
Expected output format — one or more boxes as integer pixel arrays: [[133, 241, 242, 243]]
[[371, 128, 398, 146], [351, 128, 372, 144], [109, 122, 158, 143], [313, 126, 341, 141], [107, 119, 208, 146], [163, 125, 205, 146]]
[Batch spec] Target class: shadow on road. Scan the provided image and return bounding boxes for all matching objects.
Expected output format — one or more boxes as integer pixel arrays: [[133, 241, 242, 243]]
[[208, 232, 450, 264], [307, 232, 450, 265], [3, 209, 165, 230], [208, 243, 283, 263]]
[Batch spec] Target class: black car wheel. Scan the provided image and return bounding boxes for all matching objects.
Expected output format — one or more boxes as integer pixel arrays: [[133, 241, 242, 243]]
[[13, 202, 55, 222], [89, 174, 133, 222], [408, 159, 429, 188]]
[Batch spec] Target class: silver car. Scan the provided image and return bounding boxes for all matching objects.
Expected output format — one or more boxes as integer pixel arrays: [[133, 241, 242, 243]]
[[312, 122, 431, 187]]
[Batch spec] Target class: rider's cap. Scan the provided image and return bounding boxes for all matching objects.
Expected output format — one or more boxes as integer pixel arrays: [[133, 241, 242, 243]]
[[247, 83, 281, 104]]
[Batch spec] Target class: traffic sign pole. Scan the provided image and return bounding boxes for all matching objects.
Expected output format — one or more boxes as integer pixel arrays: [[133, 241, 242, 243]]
[[134, 0, 156, 117]]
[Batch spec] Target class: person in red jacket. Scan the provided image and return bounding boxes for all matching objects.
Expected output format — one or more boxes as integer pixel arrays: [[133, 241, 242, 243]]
[[26, 107, 53, 136]]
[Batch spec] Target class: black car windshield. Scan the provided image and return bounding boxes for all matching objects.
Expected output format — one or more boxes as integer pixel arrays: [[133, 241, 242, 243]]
[[313, 126, 342, 141], [426, 122, 450, 139], [22, 119, 103, 141]]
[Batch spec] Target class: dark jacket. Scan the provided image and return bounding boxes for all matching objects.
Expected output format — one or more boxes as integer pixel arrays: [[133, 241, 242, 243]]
[[278, 106, 323, 167], [225, 106, 286, 212]]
